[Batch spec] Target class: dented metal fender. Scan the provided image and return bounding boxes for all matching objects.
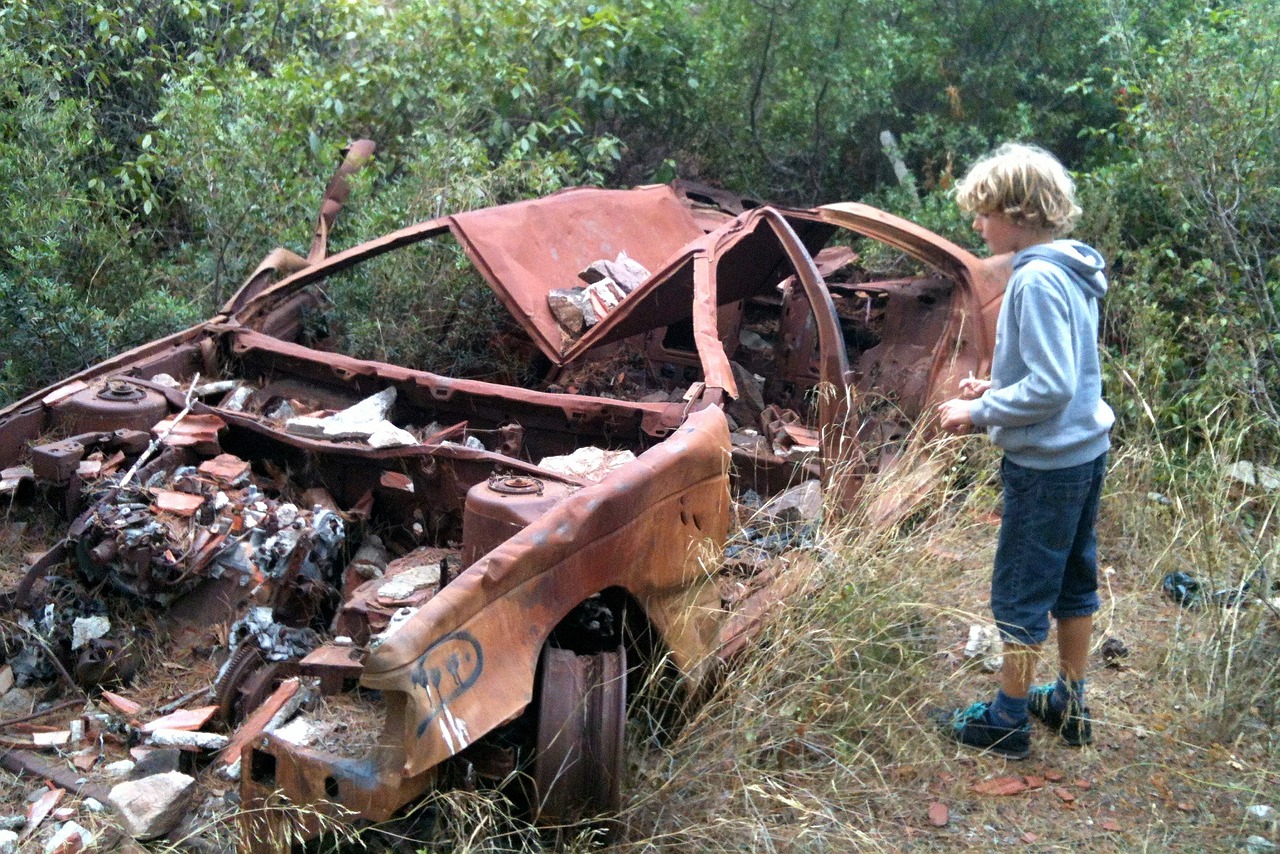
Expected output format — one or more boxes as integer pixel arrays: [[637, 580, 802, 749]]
[[360, 404, 732, 778]]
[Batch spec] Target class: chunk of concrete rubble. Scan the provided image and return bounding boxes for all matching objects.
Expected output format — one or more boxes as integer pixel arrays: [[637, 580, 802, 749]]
[[759, 480, 823, 523], [44, 821, 94, 853], [1248, 805, 1276, 821], [272, 716, 321, 746], [548, 288, 597, 335], [1225, 460, 1280, 492], [963, 624, 1004, 672], [579, 251, 650, 294], [0, 687, 34, 719], [538, 447, 636, 483], [147, 729, 229, 750], [0, 830, 16, 854], [108, 771, 197, 840], [103, 760, 136, 778], [322, 387, 397, 440], [71, 616, 111, 651], [366, 420, 418, 449]]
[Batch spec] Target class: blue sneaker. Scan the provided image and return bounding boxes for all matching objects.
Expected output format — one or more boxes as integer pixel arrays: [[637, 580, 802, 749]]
[[941, 701, 1031, 760], [1027, 683, 1093, 746]]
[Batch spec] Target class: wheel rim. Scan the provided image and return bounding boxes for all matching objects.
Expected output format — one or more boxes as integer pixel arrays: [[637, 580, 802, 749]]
[[532, 643, 627, 824]]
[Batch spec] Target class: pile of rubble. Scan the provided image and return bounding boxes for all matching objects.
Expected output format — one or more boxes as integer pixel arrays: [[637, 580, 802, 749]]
[[547, 252, 650, 338]]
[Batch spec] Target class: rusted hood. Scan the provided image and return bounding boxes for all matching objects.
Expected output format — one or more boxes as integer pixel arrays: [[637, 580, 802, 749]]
[[449, 184, 704, 363]]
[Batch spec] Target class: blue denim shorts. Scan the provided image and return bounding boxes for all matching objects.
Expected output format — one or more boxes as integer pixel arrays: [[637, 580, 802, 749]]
[[990, 452, 1108, 646]]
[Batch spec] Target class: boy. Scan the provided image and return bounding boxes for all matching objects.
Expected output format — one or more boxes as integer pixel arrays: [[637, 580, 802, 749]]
[[936, 142, 1113, 759]]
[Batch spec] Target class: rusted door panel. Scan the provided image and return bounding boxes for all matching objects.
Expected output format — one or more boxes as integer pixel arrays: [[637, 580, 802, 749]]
[[358, 405, 731, 778]]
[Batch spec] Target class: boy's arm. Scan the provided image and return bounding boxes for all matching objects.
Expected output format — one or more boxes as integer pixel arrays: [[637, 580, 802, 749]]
[[970, 275, 1077, 429]]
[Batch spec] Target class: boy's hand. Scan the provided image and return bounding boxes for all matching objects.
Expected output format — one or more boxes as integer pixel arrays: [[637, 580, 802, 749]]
[[937, 398, 976, 434], [958, 376, 992, 400]]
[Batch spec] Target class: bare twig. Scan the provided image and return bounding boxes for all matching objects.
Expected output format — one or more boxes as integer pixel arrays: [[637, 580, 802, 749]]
[[119, 372, 200, 488]]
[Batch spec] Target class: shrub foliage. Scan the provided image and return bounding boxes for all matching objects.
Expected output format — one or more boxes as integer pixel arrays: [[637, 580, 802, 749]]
[[0, 0, 1275, 458]]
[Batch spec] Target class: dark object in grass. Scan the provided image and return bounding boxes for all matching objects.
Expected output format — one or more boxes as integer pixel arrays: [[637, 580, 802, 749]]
[[1162, 571, 1253, 608], [1099, 636, 1129, 667]]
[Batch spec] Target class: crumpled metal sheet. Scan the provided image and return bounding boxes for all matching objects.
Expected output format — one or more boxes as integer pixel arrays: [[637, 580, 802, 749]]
[[448, 185, 705, 362]]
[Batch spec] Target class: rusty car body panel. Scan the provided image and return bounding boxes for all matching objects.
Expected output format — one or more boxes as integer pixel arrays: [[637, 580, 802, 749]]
[[0, 145, 1006, 841]]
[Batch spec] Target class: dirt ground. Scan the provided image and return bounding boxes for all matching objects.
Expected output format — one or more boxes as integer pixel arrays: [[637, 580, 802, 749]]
[[832, 497, 1279, 851]]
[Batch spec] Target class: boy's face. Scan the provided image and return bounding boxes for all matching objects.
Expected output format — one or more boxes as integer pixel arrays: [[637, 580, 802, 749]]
[[972, 210, 1050, 255], [972, 210, 1022, 255]]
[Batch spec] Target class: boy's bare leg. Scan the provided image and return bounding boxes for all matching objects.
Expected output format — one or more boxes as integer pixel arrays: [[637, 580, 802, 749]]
[[1056, 614, 1092, 681], [999, 642, 1040, 698]]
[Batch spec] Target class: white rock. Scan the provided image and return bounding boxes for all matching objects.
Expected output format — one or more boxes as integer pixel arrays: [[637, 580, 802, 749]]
[[0, 830, 17, 854], [322, 388, 397, 440], [103, 759, 136, 777], [222, 385, 254, 412], [1247, 836, 1279, 854], [148, 729, 229, 750], [1248, 805, 1276, 821], [284, 415, 328, 438], [367, 421, 418, 449], [272, 717, 320, 747], [1226, 460, 1280, 492], [44, 821, 94, 853], [108, 771, 196, 840], [377, 562, 441, 601], [963, 624, 1004, 673], [274, 502, 298, 527], [71, 616, 111, 651], [83, 798, 105, 813], [538, 447, 635, 483], [149, 373, 180, 388], [193, 380, 238, 397]]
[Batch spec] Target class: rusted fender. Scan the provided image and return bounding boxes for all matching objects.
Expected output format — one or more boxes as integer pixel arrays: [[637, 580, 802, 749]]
[[360, 405, 732, 778]]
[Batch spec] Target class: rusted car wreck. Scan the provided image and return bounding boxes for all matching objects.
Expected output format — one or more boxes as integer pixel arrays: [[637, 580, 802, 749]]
[[0, 143, 1007, 846]]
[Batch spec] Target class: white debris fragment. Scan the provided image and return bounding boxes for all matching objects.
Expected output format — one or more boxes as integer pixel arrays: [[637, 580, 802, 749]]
[[83, 798, 105, 813], [149, 373, 181, 388], [377, 561, 441, 601], [71, 616, 111, 651], [194, 380, 238, 397], [284, 415, 328, 438], [272, 716, 320, 747], [103, 759, 136, 777], [44, 821, 94, 853], [1248, 805, 1276, 821], [0, 830, 16, 854], [367, 421, 418, 449], [538, 447, 636, 483], [322, 387, 397, 440], [222, 385, 254, 411], [463, 435, 485, 451], [147, 729, 229, 750], [276, 502, 299, 527], [109, 771, 197, 840], [963, 624, 1004, 672], [1225, 460, 1280, 492]]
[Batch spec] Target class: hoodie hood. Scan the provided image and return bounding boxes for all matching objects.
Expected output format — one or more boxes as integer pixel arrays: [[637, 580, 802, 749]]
[[1014, 240, 1108, 299]]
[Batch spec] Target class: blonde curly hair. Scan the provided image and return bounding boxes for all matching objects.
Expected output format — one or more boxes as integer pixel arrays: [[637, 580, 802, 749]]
[[954, 142, 1082, 235]]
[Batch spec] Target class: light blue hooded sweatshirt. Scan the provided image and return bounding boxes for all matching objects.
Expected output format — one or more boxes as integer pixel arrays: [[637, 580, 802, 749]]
[[969, 239, 1114, 470]]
